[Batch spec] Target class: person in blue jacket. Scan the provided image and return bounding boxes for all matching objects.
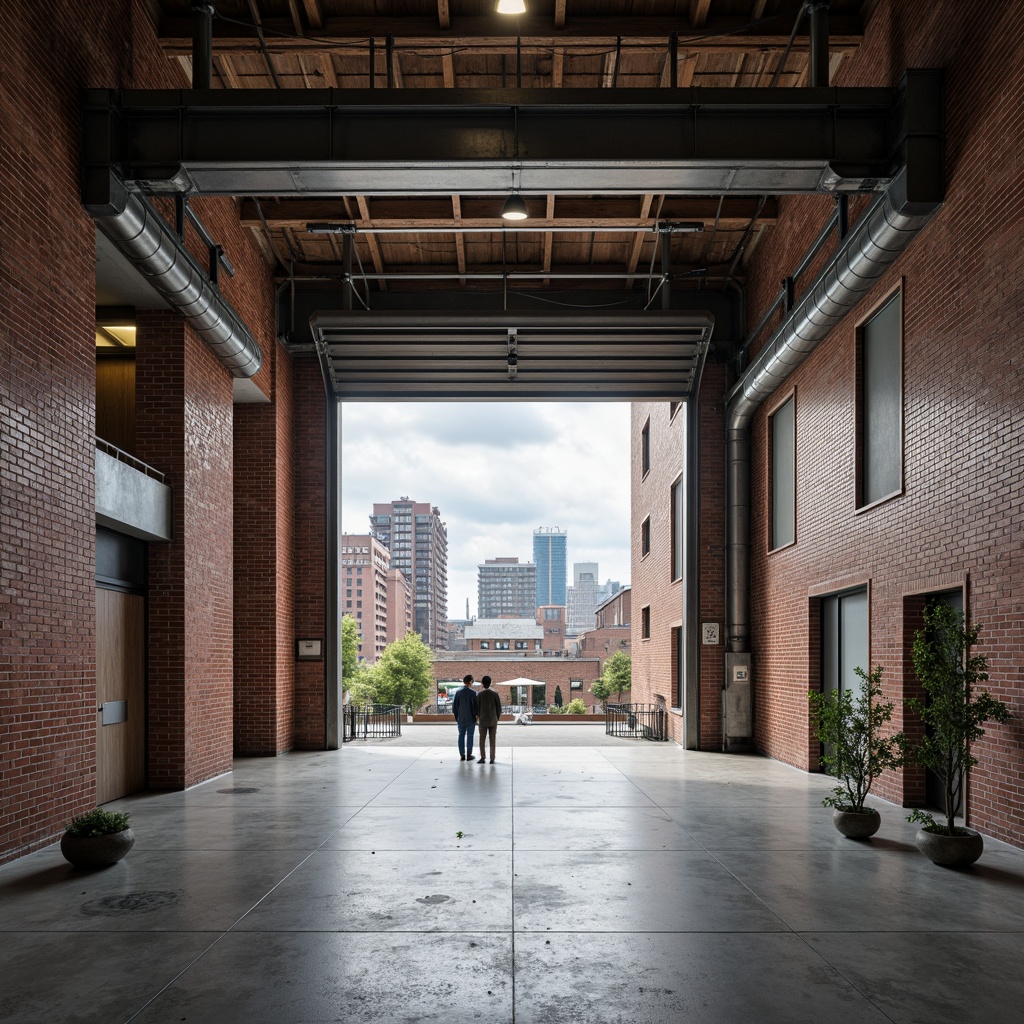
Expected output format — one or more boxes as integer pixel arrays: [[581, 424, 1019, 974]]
[[452, 674, 478, 761]]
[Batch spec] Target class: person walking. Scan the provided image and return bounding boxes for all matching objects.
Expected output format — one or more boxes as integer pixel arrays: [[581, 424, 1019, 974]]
[[476, 675, 502, 763], [452, 674, 478, 761]]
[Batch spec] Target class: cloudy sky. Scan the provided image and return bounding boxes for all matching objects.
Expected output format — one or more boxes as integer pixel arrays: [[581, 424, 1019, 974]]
[[340, 402, 632, 619]]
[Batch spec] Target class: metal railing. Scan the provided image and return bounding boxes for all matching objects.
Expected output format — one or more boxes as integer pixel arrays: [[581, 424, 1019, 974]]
[[95, 437, 166, 482], [342, 704, 403, 742], [605, 703, 668, 741]]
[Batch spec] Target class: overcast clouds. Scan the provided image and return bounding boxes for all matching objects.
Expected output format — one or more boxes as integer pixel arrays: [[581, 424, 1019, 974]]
[[340, 402, 632, 619]]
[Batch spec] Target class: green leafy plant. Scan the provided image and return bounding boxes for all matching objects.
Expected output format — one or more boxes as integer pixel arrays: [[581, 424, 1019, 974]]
[[808, 665, 905, 814], [65, 809, 131, 838], [564, 698, 587, 715], [905, 603, 1011, 836], [347, 632, 434, 713]]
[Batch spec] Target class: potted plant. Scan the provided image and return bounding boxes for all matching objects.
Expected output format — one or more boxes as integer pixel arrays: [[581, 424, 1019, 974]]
[[808, 665, 905, 838], [60, 809, 134, 868], [905, 603, 1011, 867]]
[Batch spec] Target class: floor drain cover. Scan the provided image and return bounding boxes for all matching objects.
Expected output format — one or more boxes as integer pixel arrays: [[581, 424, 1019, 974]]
[[416, 894, 451, 905], [217, 787, 261, 794], [80, 891, 182, 916]]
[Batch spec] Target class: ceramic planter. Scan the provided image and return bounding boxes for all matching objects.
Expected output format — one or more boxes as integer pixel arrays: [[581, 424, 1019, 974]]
[[832, 807, 881, 839], [915, 826, 984, 868], [60, 828, 135, 868]]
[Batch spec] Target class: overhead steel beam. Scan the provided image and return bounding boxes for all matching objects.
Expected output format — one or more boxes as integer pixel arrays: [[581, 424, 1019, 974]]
[[82, 74, 942, 200]]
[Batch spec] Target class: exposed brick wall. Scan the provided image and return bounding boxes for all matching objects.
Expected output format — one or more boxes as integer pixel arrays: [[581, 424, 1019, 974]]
[[631, 375, 728, 748], [0, 1, 276, 859], [293, 357, 327, 749], [233, 341, 296, 756], [741, 0, 1024, 845], [136, 313, 235, 788]]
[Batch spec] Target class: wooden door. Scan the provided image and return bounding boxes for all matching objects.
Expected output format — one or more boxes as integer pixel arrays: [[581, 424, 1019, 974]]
[[96, 588, 145, 804]]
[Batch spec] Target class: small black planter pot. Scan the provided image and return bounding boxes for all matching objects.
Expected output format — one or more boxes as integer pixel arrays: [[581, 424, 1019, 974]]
[[60, 828, 135, 869], [831, 807, 881, 839], [915, 826, 984, 868]]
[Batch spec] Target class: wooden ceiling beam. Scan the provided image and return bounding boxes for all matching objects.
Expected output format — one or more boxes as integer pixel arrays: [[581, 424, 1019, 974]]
[[240, 197, 778, 229], [554, 1, 567, 31], [157, 18, 864, 53], [302, 0, 324, 30], [438, 0, 450, 31], [285, 0, 304, 36], [452, 195, 467, 282], [214, 54, 242, 89], [356, 196, 387, 290], [689, 0, 712, 29]]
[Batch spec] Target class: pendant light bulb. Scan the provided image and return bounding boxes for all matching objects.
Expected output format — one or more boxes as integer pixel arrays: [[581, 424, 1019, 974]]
[[496, 0, 527, 14], [501, 194, 529, 221]]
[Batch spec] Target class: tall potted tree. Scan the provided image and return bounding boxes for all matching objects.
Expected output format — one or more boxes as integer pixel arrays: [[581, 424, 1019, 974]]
[[808, 666, 905, 838], [906, 603, 1011, 867]]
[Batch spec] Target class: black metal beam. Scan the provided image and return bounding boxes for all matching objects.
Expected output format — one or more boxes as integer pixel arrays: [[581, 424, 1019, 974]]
[[81, 73, 943, 202]]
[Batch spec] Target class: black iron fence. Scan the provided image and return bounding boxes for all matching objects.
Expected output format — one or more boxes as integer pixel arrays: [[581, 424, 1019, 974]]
[[605, 703, 668, 741], [342, 704, 403, 742]]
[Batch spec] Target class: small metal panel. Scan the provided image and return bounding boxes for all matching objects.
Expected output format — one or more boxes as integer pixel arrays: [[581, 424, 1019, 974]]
[[723, 653, 753, 751], [100, 701, 128, 726], [312, 309, 714, 401]]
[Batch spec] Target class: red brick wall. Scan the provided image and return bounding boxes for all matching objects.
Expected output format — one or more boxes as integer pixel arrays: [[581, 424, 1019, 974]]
[[0, 1, 276, 859], [631, 376, 728, 748], [233, 341, 295, 756], [293, 358, 328, 748], [137, 313, 235, 788], [742, 0, 1024, 845]]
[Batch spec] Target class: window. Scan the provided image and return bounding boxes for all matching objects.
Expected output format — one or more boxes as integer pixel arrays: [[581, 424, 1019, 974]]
[[480, 641, 490, 650], [495, 641, 510, 650], [544, 608, 560, 620], [345, 589, 352, 597], [670, 475, 683, 581], [769, 393, 796, 549], [570, 680, 583, 691], [641, 417, 651, 477], [514, 641, 528, 650], [857, 290, 902, 507], [641, 605, 651, 639], [640, 516, 651, 557]]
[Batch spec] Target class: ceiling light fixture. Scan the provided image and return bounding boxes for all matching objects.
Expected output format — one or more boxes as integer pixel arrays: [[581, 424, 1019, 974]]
[[501, 194, 529, 221], [496, 0, 527, 14]]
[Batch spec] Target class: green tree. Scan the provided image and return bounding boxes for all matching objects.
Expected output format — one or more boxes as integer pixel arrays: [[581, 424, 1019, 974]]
[[906, 603, 1011, 836], [600, 651, 632, 702], [554, 684, 564, 708], [341, 614, 361, 686], [370, 631, 435, 713], [807, 666, 905, 814]]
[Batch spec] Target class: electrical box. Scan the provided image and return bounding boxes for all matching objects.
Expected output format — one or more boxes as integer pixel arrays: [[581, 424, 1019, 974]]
[[723, 653, 753, 752]]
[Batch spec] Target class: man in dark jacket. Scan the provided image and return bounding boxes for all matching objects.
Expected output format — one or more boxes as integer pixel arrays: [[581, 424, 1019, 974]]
[[476, 675, 502, 763], [452, 674, 478, 761]]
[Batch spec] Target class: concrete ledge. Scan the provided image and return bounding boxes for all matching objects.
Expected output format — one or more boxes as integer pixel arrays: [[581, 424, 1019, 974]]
[[96, 447, 173, 541]]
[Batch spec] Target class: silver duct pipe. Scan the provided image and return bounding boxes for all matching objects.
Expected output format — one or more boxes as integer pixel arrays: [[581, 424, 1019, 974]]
[[724, 169, 941, 652], [92, 188, 262, 378]]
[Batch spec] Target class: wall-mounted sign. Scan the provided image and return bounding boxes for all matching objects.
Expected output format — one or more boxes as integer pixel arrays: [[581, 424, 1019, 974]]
[[702, 622, 720, 645], [297, 639, 323, 660]]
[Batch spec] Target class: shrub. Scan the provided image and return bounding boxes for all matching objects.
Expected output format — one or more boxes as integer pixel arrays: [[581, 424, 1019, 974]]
[[65, 809, 131, 838]]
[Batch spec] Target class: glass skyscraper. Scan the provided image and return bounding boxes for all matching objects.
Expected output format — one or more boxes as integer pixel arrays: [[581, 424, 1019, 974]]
[[533, 527, 567, 606]]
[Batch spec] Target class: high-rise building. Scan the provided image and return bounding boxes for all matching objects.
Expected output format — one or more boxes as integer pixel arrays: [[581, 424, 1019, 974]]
[[567, 563, 624, 633], [385, 567, 413, 644], [478, 556, 537, 619], [341, 534, 391, 663], [370, 498, 448, 649], [533, 527, 567, 607]]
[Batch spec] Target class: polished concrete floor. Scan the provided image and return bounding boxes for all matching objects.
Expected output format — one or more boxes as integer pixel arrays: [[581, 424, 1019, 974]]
[[3, 725, 1024, 1023]]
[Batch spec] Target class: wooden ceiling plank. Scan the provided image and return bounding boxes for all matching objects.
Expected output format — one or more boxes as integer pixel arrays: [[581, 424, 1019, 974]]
[[452, 195, 467, 281], [551, 47, 564, 88], [391, 51, 404, 88], [176, 55, 193, 86], [248, 225, 278, 267], [302, 0, 324, 30], [357, 196, 388, 290], [542, 195, 556, 282], [438, 0, 451, 31], [690, 0, 713, 29], [442, 51, 456, 87], [677, 54, 697, 88], [626, 195, 655, 283], [319, 53, 338, 87], [752, 0, 769, 20], [214, 54, 242, 89], [554, 1, 567, 31], [286, 0, 304, 36]]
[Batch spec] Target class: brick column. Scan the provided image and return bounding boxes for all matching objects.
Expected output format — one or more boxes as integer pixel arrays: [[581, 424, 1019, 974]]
[[233, 342, 295, 755], [136, 312, 234, 788]]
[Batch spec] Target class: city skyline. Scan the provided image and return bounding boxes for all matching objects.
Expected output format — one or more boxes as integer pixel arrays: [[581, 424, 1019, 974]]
[[339, 402, 631, 620]]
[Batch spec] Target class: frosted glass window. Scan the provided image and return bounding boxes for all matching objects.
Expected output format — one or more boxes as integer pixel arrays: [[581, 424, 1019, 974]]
[[770, 395, 795, 549], [860, 292, 902, 505]]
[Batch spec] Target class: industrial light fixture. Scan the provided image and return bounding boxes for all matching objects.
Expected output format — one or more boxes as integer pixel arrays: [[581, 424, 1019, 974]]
[[501, 194, 529, 221], [496, 0, 527, 14]]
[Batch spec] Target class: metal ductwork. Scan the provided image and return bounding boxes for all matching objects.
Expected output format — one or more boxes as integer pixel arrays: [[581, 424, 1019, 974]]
[[88, 176, 262, 378], [725, 168, 942, 655]]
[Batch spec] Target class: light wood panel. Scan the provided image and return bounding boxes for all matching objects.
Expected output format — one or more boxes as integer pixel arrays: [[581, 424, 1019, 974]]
[[96, 588, 145, 805]]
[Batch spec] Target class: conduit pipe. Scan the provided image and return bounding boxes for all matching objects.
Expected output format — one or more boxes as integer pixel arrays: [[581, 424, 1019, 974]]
[[90, 184, 262, 378], [724, 169, 941, 653]]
